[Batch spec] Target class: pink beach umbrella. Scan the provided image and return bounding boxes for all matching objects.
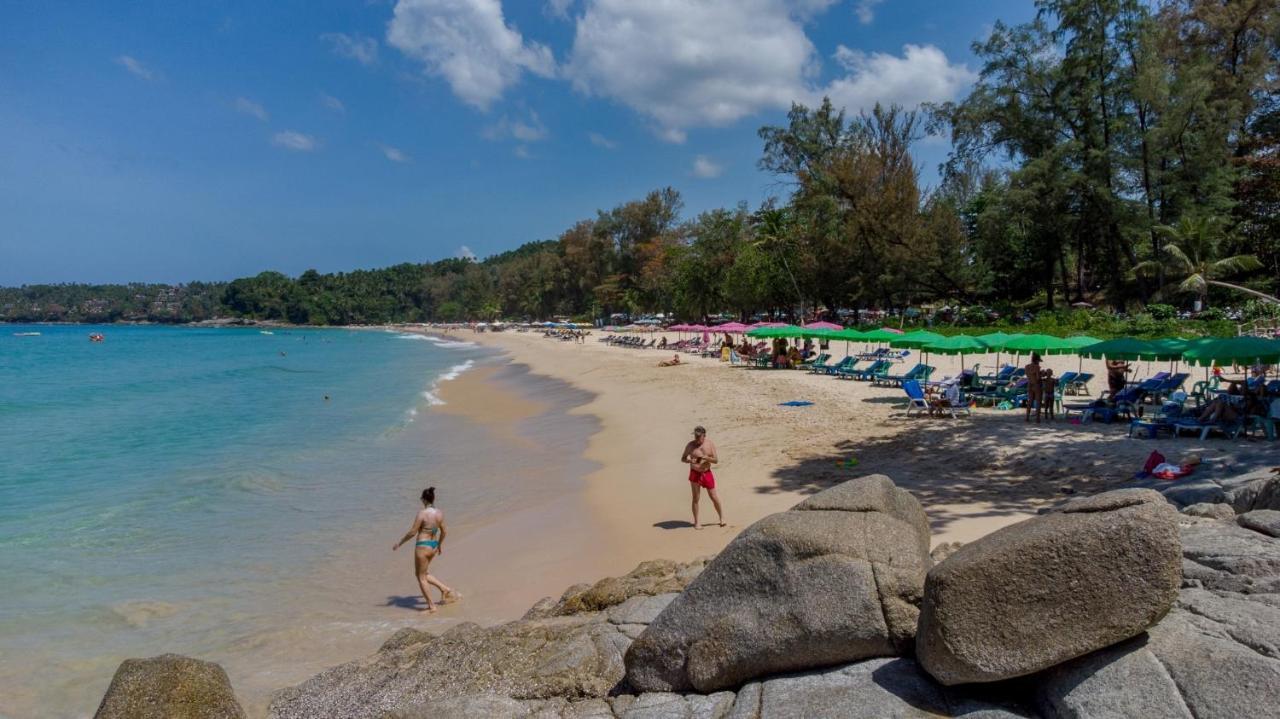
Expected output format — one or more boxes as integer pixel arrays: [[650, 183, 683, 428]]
[[802, 321, 842, 330], [715, 322, 749, 334]]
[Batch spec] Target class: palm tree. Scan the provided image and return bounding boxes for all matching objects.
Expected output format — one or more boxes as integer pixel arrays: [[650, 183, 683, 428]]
[[751, 206, 806, 320], [1133, 215, 1272, 308]]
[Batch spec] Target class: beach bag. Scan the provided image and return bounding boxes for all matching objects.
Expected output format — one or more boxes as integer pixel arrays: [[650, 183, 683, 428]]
[[1142, 451, 1166, 475]]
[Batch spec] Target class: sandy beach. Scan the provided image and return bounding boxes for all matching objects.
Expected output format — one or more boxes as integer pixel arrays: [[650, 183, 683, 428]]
[[424, 327, 1274, 579]]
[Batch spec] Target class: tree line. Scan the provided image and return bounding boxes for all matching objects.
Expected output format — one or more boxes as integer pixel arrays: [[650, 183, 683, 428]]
[[3, 0, 1275, 327]]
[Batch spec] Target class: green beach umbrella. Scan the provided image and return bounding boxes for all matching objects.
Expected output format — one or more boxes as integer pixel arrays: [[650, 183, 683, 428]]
[[860, 327, 906, 343], [978, 331, 1019, 372], [1063, 335, 1103, 350], [889, 330, 945, 349], [923, 334, 989, 371], [923, 334, 989, 354], [1077, 337, 1159, 361], [746, 325, 803, 338], [1181, 336, 1280, 367], [999, 333, 1076, 355]]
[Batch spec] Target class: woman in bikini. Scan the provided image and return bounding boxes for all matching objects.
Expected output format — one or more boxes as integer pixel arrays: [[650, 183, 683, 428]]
[[392, 487, 461, 613]]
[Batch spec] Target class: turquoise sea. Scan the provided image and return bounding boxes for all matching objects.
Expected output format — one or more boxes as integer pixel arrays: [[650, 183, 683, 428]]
[[0, 324, 523, 717]]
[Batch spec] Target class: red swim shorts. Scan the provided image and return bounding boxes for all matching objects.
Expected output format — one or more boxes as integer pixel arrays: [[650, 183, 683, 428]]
[[688, 468, 716, 489]]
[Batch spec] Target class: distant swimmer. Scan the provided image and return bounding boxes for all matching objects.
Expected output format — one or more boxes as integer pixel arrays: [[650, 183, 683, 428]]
[[680, 426, 724, 529], [323, 395, 330, 401], [279, 351, 287, 357], [392, 487, 461, 613]]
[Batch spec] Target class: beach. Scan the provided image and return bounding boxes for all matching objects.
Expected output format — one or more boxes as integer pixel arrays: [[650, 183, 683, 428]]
[[427, 328, 1273, 566]]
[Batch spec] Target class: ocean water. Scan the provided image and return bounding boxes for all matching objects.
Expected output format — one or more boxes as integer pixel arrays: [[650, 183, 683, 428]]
[[0, 324, 523, 717]]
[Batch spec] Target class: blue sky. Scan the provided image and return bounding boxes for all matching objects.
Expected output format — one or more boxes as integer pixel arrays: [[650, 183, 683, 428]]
[[0, 0, 1035, 285]]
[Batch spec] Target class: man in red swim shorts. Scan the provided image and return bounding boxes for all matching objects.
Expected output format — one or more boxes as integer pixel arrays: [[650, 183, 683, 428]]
[[681, 426, 724, 529]]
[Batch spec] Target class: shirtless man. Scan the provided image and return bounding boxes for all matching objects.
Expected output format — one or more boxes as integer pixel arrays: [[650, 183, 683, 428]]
[[681, 426, 724, 529]]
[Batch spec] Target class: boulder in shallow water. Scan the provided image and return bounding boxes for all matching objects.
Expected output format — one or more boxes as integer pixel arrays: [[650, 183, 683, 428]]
[[625, 475, 931, 693], [94, 654, 246, 719], [916, 488, 1181, 685]]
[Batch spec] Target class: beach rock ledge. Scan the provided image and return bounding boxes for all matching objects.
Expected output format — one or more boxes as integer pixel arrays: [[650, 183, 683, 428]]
[[625, 474, 932, 693], [94, 653, 246, 719]]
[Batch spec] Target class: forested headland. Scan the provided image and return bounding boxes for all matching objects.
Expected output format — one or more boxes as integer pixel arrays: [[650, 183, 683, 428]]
[[3, 1, 1276, 331]]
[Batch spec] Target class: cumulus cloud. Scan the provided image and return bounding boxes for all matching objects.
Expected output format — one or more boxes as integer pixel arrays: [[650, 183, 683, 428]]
[[272, 130, 317, 152], [692, 155, 723, 178], [587, 131, 617, 149], [566, 0, 816, 140], [234, 97, 269, 121], [321, 93, 346, 112], [854, 0, 885, 24], [387, 0, 556, 110], [564, 0, 971, 141], [818, 44, 976, 116], [379, 144, 411, 162], [513, 145, 533, 159], [321, 32, 379, 65], [456, 245, 477, 260], [115, 55, 156, 81]]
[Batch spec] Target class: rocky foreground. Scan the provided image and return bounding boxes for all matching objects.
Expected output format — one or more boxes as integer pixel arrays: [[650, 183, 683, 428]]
[[97, 474, 1280, 719]]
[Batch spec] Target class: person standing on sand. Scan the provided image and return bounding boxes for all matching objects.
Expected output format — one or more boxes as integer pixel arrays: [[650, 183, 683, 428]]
[[1024, 353, 1043, 424], [393, 487, 461, 613], [681, 426, 724, 529], [1106, 358, 1130, 397]]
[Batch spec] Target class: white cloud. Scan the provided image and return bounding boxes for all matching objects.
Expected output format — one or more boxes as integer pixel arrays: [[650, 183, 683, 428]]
[[854, 0, 885, 24], [567, 0, 817, 140], [321, 93, 346, 112], [234, 97, 269, 121], [272, 130, 318, 152], [456, 245, 477, 260], [484, 112, 549, 142], [321, 32, 379, 65], [514, 145, 533, 159], [564, 1, 970, 140], [819, 44, 976, 116], [115, 55, 156, 81], [692, 155, 723, 178], [545, 0, 575, 18], [588, 131, 617, 149], [388, 0, 556, 110], [379, 144, 411, 162]]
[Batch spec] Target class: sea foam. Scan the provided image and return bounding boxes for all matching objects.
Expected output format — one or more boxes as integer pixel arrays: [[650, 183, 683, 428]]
[[419, 360, 475, 407]]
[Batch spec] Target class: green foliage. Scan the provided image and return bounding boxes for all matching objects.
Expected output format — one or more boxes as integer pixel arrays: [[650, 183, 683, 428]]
[[1145, 303, 1177, 321]]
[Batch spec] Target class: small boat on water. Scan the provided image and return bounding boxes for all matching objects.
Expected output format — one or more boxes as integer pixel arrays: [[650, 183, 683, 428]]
[[89, 333, 105, 342], [13, 332, 41, 337]]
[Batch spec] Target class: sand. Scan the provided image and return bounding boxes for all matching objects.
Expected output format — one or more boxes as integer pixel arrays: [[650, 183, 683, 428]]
[[430, 328, 1268, 564]]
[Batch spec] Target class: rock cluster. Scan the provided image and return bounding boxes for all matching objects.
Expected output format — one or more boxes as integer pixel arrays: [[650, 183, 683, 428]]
[[95, 474, 1280, 719]]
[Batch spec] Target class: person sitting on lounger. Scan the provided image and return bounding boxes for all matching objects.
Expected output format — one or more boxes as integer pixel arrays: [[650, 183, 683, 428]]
[[658, 336, 668, 349], [658, 354, 682, 367], [1198, 394, 1240, 424], [929, 380, 962, 417]]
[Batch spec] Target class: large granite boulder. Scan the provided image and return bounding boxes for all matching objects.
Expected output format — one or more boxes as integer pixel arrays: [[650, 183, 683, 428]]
[[625, 475, 931, 693], [94, 654, 246, 719], [917, 489, 1181, 685]]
